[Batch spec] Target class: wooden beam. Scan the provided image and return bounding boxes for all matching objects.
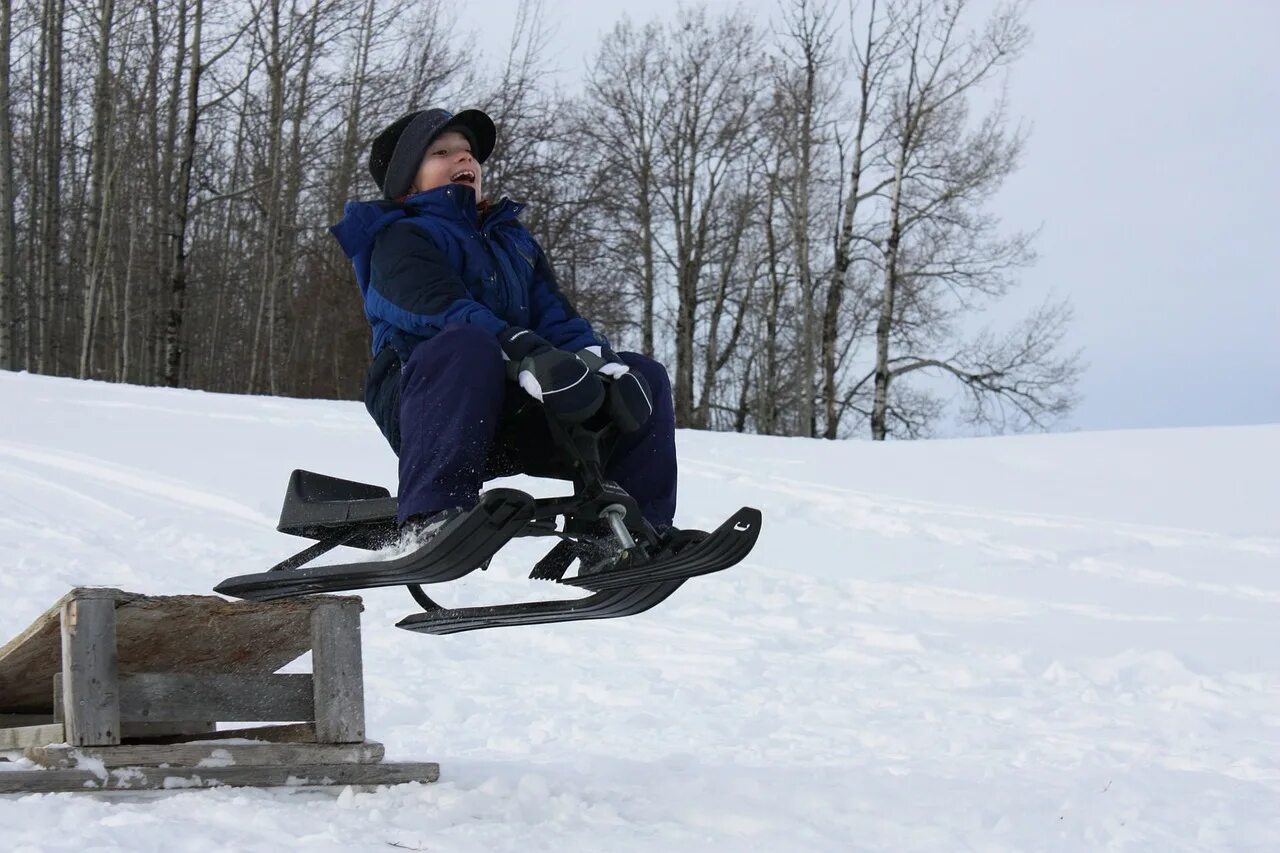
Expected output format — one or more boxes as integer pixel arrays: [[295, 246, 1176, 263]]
[[0, 761, 440, 794], [0, 723, 65, 750], [26, 740, 385, 769], [55, 673, 314, 723], [141, 723, 317, 745], [52, 691, 214, 737], [311, 600, 364, 743], [121, 721, 217, 740], [0, 714, 54, 726], [60, 596, 121, 746], [119, 673, 313, 722]]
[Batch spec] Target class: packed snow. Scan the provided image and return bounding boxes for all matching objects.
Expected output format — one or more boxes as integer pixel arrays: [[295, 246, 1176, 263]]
[[1, 369, 1278, 851]]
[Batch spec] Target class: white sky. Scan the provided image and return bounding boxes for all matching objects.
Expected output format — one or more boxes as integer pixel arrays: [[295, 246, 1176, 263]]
[[455, 0, 1280, 433]]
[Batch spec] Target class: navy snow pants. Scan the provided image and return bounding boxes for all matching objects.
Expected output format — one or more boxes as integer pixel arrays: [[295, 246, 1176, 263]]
[[365, 325, 678, 528]]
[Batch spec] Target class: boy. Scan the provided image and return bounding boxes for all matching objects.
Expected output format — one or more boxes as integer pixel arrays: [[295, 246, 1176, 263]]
[[329, 108, 678, 541]]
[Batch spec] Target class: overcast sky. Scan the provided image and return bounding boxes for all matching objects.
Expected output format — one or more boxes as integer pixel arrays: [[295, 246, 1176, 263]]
[[454, 0, 1280, 433]]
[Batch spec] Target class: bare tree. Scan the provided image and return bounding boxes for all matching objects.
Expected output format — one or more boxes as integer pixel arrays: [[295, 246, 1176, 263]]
[[867, 0, 1078, 438], [582, 17, 669, 354], [329, 0, 377, 216], [658, 6, 765, 427], [397, 0, 473, 110], [770, 0, 839, 437], [820, 0, 900, 438]]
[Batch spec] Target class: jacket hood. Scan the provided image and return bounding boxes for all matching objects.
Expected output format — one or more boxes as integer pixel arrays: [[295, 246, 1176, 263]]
[[329, 198, 410, 261]]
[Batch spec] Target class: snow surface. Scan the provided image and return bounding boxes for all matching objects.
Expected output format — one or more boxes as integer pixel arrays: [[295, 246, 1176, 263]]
[[1, 369, 1278, 851]]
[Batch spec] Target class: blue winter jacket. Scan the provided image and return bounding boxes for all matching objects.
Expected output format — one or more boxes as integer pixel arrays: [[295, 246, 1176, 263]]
[[329, 184, 602, 362]]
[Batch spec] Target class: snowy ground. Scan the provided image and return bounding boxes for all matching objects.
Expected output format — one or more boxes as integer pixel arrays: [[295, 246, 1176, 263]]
[[1, 369, 1278, 851]]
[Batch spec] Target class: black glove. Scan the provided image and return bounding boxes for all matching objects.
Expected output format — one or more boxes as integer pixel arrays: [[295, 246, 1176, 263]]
[[499, 328, 604, 423], [577, 345, 654, 433]]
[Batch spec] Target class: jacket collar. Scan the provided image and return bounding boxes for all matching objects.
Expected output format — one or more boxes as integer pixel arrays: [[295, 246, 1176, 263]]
[[402, 185, 526, 230], [328, 187, 529, 262]]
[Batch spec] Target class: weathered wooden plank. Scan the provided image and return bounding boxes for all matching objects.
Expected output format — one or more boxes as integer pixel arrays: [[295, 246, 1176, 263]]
[[1, 589, 363, 714], [53, 693, 214, 738], [0, 723, 65, 750], [26, 740, 385, 769], [0, 714, 54, 726], [55, 672, 314, 723], [121, 721, 217, 741], [0, 761, 439, 794], [311, 600, 364, 744], [0, 588, 133, 713], [143, 723, 318, 745], [61, 598, 120, 746], [118, 673, 314, 722]]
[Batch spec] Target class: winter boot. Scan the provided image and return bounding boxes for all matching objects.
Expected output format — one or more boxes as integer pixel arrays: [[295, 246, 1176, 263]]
[[387, 506, 465, 555]]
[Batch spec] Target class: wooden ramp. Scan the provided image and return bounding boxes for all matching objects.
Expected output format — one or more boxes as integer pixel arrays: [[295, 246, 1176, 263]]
[[0, 588, 438, 793]]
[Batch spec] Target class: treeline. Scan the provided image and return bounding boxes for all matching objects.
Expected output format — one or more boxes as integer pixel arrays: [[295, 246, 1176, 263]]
[[0, 0, 1081, 439]]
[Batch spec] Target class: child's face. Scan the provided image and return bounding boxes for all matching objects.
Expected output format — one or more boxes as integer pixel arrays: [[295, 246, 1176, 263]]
[[411, 130, 482, 199]]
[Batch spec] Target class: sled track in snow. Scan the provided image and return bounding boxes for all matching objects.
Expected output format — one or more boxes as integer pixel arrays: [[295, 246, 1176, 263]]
[[681, 457, 1280, 556], [0, 441, 275, 528]]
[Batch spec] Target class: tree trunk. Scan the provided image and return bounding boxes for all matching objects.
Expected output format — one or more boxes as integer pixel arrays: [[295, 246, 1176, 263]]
[[248, 0, 286, 394], [793, 43, 817, 438], [36, 0, 65, 374], [0, 0, 15, 369], [823, 0, 878, 439], [78, 0, 117, 378], [154, 0, 186, 382], [674, 256, 697, 426], [638, 158, 656, 356], [275, 1, 320, 392], [161, 0, 201, 387], [209, 85, 251, 390], [760, 176, 783, 434], [118, 217, 138, 381], [871, 140, 907, 441], [331, 0, 375, 218]]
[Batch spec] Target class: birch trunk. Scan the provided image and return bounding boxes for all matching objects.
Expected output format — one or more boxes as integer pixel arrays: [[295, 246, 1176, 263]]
[[871, 139, 907, 441], [78, 0, 117, 378], [760, 178, 783, 434], [822, 0, 879, 439], [0, 0, 15, 369], [161, 0, 202, 387], [154, 0, 185, 381], [36, 0, 65, 373], [792, 44, 817, 437], [248, 0, 286, 394], [276, 2, 320, 388]]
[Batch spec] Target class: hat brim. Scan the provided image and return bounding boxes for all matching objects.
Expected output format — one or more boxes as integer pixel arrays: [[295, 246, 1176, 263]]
[[443, 110, 496, 165]]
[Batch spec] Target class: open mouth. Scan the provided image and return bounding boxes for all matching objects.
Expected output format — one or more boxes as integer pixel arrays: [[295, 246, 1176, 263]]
[[450, 169, 476, 186]]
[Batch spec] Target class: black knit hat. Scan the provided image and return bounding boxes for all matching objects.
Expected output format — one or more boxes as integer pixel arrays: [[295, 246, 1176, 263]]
[[368, 108, 496, 199]]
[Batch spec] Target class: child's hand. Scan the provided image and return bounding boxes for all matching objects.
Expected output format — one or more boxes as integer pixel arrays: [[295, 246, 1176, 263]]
[[577, 346, 655, 433], [499, 328, 605, 423]]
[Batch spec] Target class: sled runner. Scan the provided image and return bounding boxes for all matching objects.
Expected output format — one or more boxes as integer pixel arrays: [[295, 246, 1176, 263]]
[[215, 415, 761, 634]]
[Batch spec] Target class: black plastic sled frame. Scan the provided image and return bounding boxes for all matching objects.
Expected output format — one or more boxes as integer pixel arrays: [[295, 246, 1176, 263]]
[[215, 413, 762, 634]]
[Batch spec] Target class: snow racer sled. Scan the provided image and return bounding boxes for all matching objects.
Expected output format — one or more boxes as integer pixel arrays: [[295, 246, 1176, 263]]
[[214, 414, 761, 635]]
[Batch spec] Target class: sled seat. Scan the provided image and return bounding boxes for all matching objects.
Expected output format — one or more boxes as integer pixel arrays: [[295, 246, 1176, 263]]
[[276, 470, 398, 547]]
